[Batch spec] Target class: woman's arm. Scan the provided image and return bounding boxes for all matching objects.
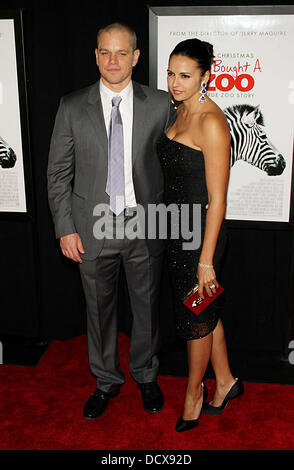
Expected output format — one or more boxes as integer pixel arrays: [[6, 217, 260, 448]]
[[196, 111, 230, 298]]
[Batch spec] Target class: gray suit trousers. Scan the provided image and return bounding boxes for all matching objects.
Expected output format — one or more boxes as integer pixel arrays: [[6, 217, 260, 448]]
[[79, 212, 163, 392]]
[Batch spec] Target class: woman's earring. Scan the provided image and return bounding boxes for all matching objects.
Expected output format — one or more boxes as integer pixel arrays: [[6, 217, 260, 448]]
[[199, 81, 207, 103]]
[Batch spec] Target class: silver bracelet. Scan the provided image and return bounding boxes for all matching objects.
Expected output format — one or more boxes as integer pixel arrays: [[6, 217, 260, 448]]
[[198, 263, 214, 268]]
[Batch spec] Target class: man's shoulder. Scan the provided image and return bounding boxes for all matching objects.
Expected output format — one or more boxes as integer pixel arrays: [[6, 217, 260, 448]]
[[61, 81, 99, 105], [133, 81, 169, 100]]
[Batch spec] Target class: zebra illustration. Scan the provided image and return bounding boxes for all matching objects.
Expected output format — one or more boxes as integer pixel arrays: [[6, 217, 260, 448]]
[[0, 136, 17, 168], [224, 104, 286, 176]]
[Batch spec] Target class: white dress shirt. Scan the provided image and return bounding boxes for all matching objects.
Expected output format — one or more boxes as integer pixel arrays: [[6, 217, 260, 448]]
[[99, 79, 136, 208]]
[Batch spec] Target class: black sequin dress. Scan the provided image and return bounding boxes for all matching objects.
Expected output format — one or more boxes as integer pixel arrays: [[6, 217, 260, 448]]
[[157, 134, 227, 340]]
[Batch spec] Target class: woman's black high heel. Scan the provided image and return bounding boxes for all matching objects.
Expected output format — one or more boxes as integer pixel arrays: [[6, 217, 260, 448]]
[[202, 378, 244, 416], [176, 382, 208, 432]]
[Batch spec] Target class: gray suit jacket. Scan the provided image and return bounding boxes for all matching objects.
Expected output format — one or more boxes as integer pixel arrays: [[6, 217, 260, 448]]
[[47, 80, 175, 260]]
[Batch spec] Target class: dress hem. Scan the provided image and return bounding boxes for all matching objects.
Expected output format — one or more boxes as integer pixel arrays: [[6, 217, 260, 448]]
[[176, 317, 219, 341]]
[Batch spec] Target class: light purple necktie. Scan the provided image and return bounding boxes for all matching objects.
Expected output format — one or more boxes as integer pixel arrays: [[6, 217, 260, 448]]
[[106, 95, 125, 215]]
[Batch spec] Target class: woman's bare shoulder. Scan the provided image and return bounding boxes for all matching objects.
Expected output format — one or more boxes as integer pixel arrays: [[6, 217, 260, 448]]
[[199, 104, 230, 138]]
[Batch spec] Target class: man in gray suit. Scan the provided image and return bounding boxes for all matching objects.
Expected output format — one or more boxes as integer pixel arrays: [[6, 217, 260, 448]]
[[47, 22, 174, 419]]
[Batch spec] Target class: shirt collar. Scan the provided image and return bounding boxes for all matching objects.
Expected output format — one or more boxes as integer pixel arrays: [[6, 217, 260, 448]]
[[99, 79, 133, 102]]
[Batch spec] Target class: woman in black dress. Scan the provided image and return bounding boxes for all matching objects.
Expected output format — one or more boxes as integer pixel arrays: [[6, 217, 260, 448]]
[[157, 39, 243, 432]]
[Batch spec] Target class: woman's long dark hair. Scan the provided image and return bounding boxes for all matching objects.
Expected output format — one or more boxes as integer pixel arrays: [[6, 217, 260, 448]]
[[169, 38, 214, 76]]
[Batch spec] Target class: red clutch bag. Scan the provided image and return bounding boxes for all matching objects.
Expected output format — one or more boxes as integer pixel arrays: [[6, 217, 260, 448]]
[[183, 284, 224, 315]]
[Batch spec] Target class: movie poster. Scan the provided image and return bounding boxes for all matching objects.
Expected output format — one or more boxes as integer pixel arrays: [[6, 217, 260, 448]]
[[0, 17, 26, 213], [150, 7, 294, 223]]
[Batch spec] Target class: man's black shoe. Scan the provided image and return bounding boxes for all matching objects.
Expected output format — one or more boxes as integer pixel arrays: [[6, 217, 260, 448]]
[[138, 381, 164, 413], [83, 387, 120, 420]]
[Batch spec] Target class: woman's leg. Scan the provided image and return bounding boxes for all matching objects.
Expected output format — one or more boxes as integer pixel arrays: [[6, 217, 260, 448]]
[[209, 319, 236, 405], [183, 333, 212, 420]]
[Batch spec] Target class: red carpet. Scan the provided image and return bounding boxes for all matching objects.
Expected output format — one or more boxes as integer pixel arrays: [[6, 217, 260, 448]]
[[1, 333, 294, 450]]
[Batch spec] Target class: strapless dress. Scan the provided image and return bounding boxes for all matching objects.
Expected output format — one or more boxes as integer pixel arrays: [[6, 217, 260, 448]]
[[157, 134, 227, 340]]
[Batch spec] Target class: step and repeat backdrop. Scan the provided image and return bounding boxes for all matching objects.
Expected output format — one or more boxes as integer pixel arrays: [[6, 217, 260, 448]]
[[149, 5, 294, 224]]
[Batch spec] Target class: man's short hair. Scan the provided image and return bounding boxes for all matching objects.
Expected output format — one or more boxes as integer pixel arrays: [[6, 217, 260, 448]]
[[97, 22, 137, 51]]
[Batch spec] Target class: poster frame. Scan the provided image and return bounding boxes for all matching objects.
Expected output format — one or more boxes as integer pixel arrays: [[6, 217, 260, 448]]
[[149, 4, 294, 230], [0, 9, 34, 220]]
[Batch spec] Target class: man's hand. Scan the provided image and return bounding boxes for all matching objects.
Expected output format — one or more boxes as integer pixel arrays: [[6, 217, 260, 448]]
[[59, 233, 85, 263]]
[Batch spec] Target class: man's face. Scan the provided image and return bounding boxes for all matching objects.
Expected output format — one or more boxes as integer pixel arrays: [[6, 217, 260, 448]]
[[95, 29, 140, 92]]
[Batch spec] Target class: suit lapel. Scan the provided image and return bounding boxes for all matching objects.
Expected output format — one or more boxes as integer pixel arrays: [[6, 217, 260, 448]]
[[132, 81, 147, 166], [86, 81, 148, 167], [86, 81, 108, 156]]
